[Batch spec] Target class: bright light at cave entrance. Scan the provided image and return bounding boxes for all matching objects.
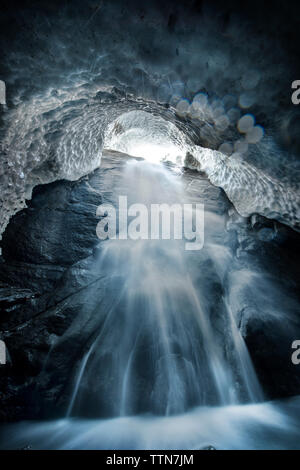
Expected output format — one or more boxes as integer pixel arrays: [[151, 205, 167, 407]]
[[104, 111, 189, 165], [127, 142, 184, 164]]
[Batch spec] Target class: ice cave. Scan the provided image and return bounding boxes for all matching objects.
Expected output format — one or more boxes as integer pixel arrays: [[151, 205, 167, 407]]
[[0, 0, 300, 451]]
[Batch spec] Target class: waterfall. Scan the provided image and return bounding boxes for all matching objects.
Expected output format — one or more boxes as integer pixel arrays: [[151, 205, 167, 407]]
[[67, 158, 263, 418]]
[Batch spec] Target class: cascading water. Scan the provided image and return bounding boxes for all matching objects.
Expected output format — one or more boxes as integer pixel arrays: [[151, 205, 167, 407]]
[[66, 158, 262, 419]]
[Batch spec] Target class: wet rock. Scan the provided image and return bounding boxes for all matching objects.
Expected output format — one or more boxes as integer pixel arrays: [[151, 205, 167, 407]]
[[1, 178, 102, 267], [0, 285, 35, 310], [243, 315, 300, 400], [257, 227, 276, 242]]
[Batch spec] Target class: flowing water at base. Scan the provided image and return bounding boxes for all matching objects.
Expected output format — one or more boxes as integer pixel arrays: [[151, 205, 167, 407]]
[[1, 396, 300, 449]]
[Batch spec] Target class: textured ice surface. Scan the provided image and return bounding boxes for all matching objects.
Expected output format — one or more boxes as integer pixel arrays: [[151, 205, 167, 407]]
[[1, 85, 299, 241], [0, 0, 299, 237]]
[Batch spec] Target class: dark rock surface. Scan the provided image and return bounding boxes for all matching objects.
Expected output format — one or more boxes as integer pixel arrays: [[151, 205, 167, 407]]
[[0, 150, 300, 421], [228, 212, 300, 399]]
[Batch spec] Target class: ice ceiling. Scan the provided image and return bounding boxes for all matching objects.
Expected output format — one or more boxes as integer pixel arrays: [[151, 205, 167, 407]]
[[0, 0, 300, 237]]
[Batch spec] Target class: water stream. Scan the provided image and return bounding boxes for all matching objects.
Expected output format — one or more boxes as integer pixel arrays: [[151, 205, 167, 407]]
[[65, 159, 262, 419]]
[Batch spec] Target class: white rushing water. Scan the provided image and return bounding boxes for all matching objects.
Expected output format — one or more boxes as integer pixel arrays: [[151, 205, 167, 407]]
[[64, 158, 262, 420], [2, 397, 300, 450]]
